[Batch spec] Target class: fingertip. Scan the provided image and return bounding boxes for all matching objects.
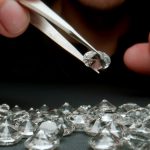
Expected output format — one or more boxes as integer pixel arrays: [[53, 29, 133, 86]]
[[0, 0, 30, 37], [124, 43, 150, 74]]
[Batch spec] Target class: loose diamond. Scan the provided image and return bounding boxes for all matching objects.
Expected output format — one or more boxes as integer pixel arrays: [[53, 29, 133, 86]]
[[89, 128, 119, 150], [58, 102, 74, 115], [24, 129, 60, 150], [98, 99, 116, 113], [39, 120, 64, 138], [0, 118, 22, 146], [84, 118, 104, 136], [83, 51, 111, 73], [18, 119, 36, 138]]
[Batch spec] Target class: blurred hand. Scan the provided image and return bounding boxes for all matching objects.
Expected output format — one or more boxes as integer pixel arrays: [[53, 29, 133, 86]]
[[124, 33, 150, 75], [0, 0, 30, 37]]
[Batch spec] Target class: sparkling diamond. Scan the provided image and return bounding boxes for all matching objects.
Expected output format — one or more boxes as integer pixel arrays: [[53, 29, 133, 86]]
[[107, 121, 126, 138], [11, 110, 30, 126], [125, 108, 149, 125], [39, 104, 49, 115], [31, 110, 44, 125], [11, 105, 22, 112], [83, 51, 111, 73], [89, 128, 119, 150], [123, 126, 150, 149], [58, 102, 74, 115], [39, 120, 64, 138], [58, 117, 75, 136], [18, 118, 36, 138], [24, 129, 60, 150], [98, 99, 116, 113], [0, 118, 22, 146], [84, 118, 104, 136], [117, 103, 140, 114], [68, 114, 90, 131]]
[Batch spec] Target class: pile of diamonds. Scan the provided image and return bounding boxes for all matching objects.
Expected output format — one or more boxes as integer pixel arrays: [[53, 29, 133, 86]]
[[1, 99, 150, 150]]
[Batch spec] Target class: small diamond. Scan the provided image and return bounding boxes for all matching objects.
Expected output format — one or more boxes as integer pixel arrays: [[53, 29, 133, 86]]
[[24, 129, 60, 150], [83, 51, 111, 73], [11, 105, 22, 112], [89, 128, 119, 150], [117, 103, 140, 114], [98, 99, 116, 113], [58, 117, 75, 136], [18, 118, 36, 138], [39, 120, 64, 138], [0, 118, 22, 146], [68, 114, 90, 131], [39, 104, 49, 115], [58, 102, 74, 115], [84, 118, 104, 136]]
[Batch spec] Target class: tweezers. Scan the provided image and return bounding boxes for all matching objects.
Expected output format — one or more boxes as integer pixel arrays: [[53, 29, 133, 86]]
[[17, 0, 111, 73]]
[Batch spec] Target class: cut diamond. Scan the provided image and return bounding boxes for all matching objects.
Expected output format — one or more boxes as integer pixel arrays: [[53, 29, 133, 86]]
[[0, 118, 22, 146], [24, 129, 60, 150], [89, 128, 119, 150], [83, 51, 111, 73], [98, 99, 116, 113], [18, 119, 36, 138]]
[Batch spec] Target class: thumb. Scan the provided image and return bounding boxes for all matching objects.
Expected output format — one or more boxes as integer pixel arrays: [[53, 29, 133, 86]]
[[0, 0, 30, 37], [123, 33, 150, 75]]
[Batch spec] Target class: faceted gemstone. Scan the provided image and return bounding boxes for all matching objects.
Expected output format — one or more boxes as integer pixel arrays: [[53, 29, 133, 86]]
[[101, 113, 114, 124], [125, 108, 149, 124], [107, 121, 126, 138], [0, 118, 22, 146], [39, 104, 49, 115], [0, 104, 10, 119], [89, 128, 119, 150], [11, 105, 22, 112], [83, 51, 111, 73], [57, 117, 75, 136], [84, 118, 104, 136], [44, 109, 60, 121], [24, 129, 60, 150], [117, 103, 140, 114], [98, 99, 116, 113], [143, 116, 150, 129], [18, 119, 36, 138], [58, 102, 74, 115], [0, 104, 10, 113], [124, 128, 150, 149], [75, 105, 91, 114], [31, 110, 44, 125], [11, 110, 30, 127], [39, 120, 64, 138], [68, 114, 90, 131]]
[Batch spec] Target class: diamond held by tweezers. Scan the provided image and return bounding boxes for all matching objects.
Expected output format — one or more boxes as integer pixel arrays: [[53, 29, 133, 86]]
[[83, 51, 111, 73]]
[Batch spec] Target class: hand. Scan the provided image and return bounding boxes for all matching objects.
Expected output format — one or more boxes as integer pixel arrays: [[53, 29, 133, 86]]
[[0, 0, 30, 37], [124, 33, 150, 75]]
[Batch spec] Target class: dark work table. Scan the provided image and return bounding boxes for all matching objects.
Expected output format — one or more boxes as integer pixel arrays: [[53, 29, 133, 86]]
[[0, 81, 150, 150]]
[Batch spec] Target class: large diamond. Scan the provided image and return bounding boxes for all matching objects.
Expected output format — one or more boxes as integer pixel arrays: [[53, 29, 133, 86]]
[[83, 51, 111, 73]]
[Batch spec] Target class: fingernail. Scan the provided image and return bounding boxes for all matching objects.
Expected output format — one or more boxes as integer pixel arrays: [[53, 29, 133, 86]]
[[0, 0, 30, 35]]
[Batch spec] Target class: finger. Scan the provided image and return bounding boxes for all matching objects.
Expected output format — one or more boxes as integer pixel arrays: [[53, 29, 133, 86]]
[[0, 0, 30, 37], [123, 42, 150, 75]]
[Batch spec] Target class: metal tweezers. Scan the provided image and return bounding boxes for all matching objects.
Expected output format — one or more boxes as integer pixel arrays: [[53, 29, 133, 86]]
[[17, 0, 111, 73]]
